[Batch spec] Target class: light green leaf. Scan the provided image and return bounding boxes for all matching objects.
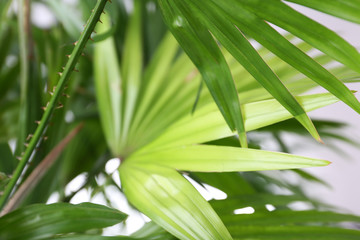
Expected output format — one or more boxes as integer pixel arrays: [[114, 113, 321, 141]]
[[158, 0, 247, 147], [120, 162, 233, 240], [127, 46, 198, 149], [94, 14, 122, 156], [120, 0, 143, 144], [130, 145, 329, 172], [128, 32, 179, 143], [140, 93, 339, 151], [0, 203, 127, 240]]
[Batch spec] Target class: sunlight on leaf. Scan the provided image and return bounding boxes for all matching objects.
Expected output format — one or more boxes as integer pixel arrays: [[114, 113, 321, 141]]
[[130, 145, 329, 172], [140, 93, 339, 152], [120, 162, 233, 240]]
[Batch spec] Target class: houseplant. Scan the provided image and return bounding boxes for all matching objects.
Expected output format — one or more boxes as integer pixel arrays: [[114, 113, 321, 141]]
[[0, 0, 360, 239]]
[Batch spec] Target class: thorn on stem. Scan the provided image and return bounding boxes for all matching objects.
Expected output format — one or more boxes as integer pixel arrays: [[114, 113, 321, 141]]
[[26, 134, 33, 141], [50, 87, 56, 95], [56, 103, 64, 109], [57, 72, 62, 76], [98, 18, 103, 24], [73, 41, 78, 46], [62, 93, 70, 98], [66, 54, 71, 58], [24, 143, 29, 147], [73, 68, 79, 72], [41, 102, 49, 111], [35, 120, 41, 125], [16, 156, 22, 160]]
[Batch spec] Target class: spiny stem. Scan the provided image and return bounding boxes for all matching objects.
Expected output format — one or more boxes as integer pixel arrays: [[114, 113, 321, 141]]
[[0, 0, 109, 212], [0, 123, 84, 216]]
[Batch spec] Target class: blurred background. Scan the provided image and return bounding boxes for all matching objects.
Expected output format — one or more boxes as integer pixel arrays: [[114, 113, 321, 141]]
[[288, 3, 360, 215]]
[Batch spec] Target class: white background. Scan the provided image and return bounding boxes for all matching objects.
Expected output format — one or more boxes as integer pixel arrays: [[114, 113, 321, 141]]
[[289, 3, 360, 215]]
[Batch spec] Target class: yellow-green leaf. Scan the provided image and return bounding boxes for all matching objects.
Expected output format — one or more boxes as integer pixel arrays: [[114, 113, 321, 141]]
[[120, 162, 233, 240]]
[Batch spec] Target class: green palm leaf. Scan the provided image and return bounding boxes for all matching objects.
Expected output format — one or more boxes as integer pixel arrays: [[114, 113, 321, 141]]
[[2, 1, 358, 240], [157, 0, 360, 144], [158, 0, 247, 147], [222, 210, 360, 226], [210, 0, 360, 114], [94, 14, 123, 156], [141, 93, 339, 151], [130, 145, 329, 172], [228, 225, 360, 239], [238, 0, 360, 72], [181, 0, 320, 141], [120, 162, 233, 240], [0, 203, 127, 240], [285, 0, 360, 24]]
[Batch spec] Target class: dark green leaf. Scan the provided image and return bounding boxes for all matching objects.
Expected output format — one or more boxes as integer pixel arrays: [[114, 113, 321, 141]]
[[211, 194, 307, 214], [158, 0, 247, 147], [131, 221, 176, 240], [285, 0, 360, 24], [0, 203, 127, 240], [240, 0, 360, 72], [53, 235, 143, 240], [187, 0, 320, 141], [0, 142, 16, 174], [222, 210, 360, 226], [228, 225, 360, 239], [210, 0, 360, 115]]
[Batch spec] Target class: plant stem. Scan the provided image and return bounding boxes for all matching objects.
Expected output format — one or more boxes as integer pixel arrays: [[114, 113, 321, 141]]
[[0, 123, 84, 216], [0, 0, 109, 212]]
